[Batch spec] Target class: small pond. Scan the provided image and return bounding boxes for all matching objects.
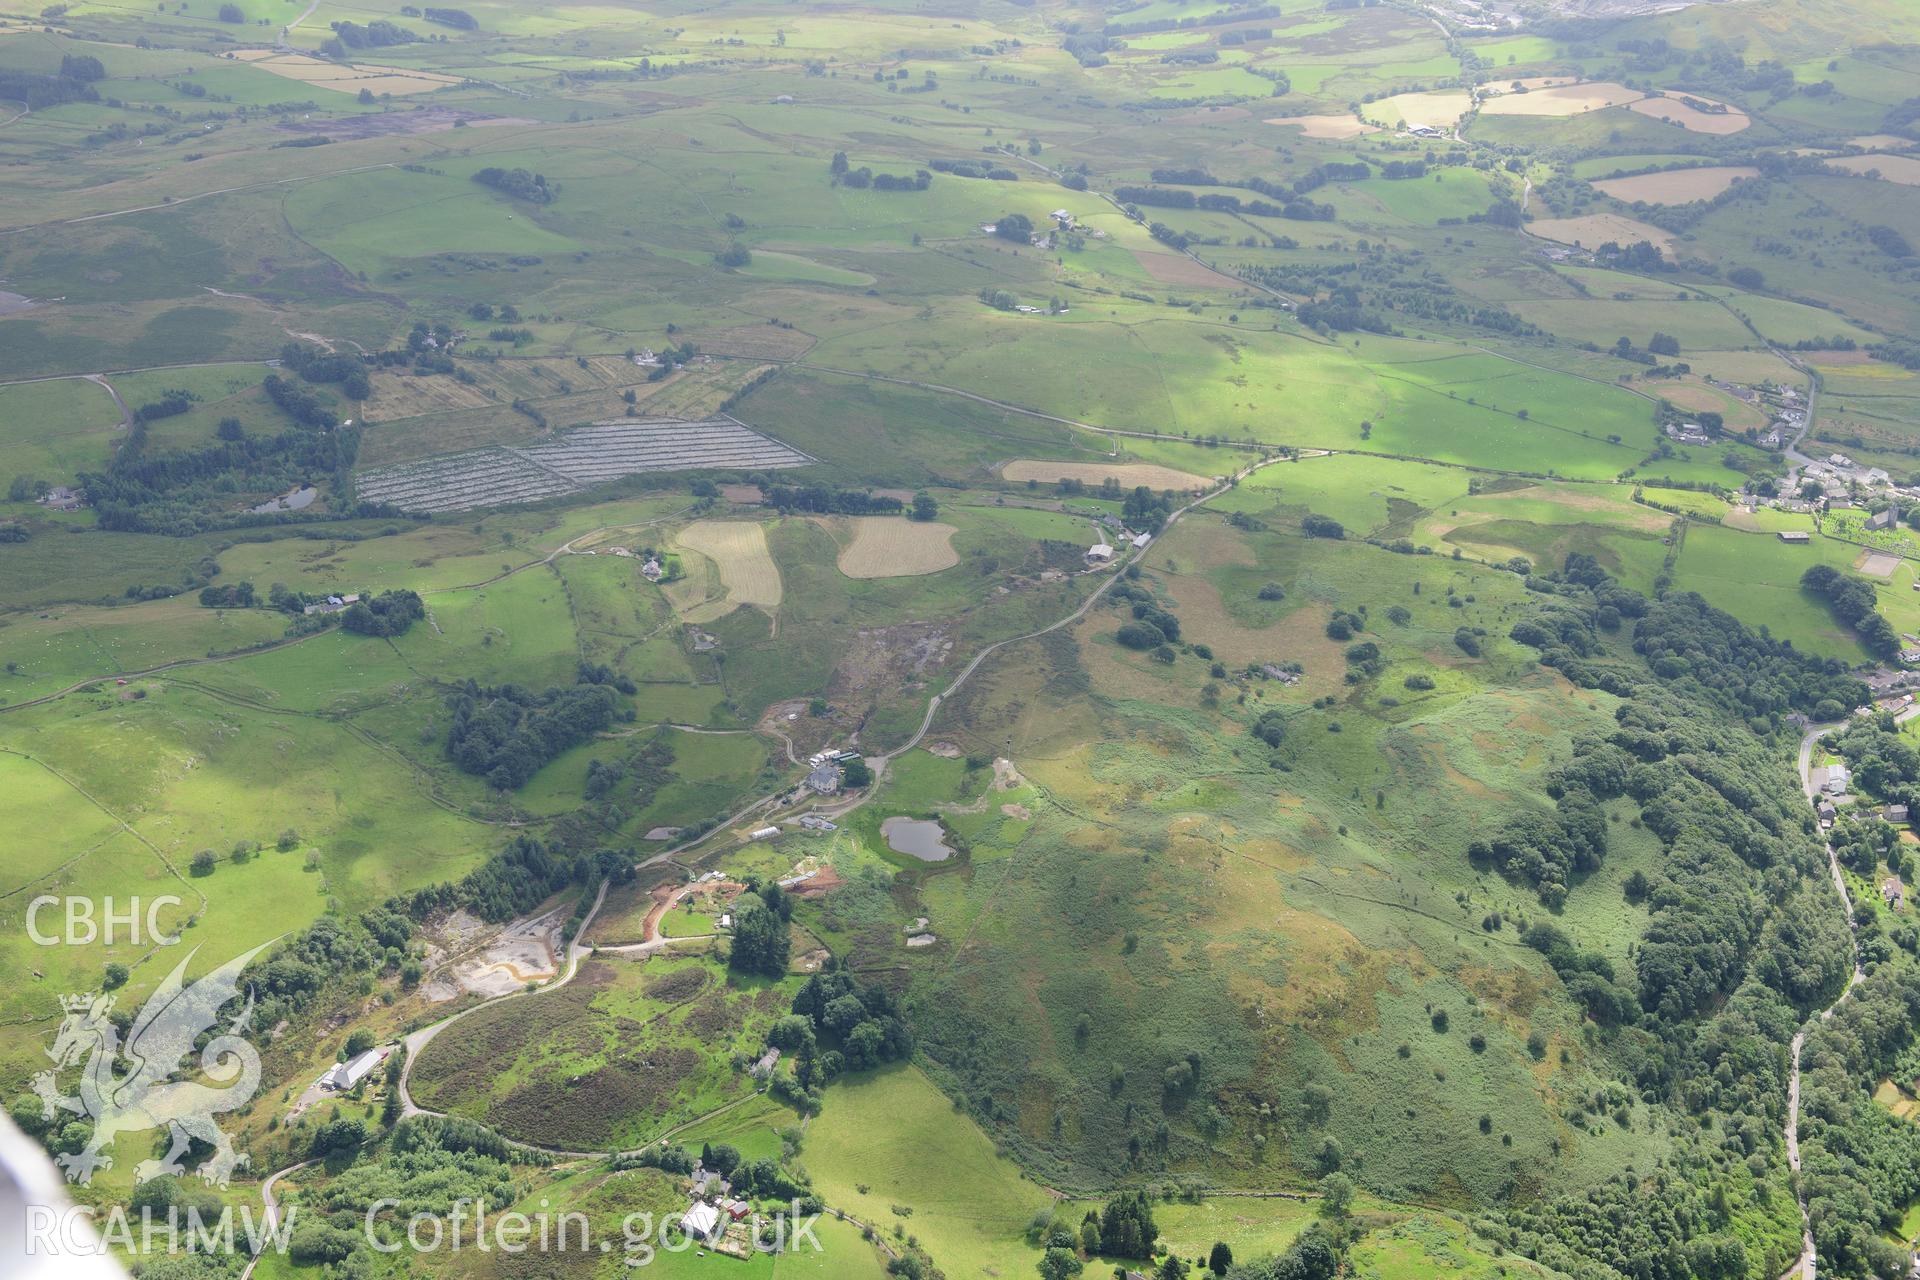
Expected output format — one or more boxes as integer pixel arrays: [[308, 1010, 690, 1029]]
[[881, 816, 953, 862]]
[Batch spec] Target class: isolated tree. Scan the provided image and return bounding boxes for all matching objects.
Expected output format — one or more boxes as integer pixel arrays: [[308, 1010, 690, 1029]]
[[1038, 1246, 1082, 1280], [911, 490, 938, 521], [1319, 1172, 1354, 1218], [1208, 1242, 1233, 1276]]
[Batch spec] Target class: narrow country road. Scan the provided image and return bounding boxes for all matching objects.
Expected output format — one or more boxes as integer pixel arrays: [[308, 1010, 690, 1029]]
[[1778, 708, 1911, 1279], [395, 878, 608, 1126], [237, 1160, 313, 1280]]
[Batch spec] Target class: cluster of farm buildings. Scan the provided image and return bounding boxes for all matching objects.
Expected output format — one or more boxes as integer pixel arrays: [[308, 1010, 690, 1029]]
[[675, 1161, 759, 1256], [1086, 528, 1153, 563]]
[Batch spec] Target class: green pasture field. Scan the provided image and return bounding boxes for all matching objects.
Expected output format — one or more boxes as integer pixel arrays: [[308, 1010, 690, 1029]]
[[963, 502, 1107, 545], [1467, 35, 1566, 67], [1049, 1192, 1317, 1265], [1326, 167, 1499, 227], [619, 728, 772, 838], [1636, 486, 1731, 519], [111, 362, 277, 452], [1216, 452, 1475, 538], [1625, 439, 1776, 489], [0, 376, 124, 487], [1511, 297, 1759, 351], [1671, 175, 1920, 335], [805, 1063, 1051, 1279], [0, 595, 289, 701], [1410, 482, 1672, 589], [1704, 291, 1881, 348], [0, 526, 232, 610], [805, 318, 1656, 478], [283, 166, 587, 279], [734, 370, 1101, 488], [1668, 523, 1881, 659]]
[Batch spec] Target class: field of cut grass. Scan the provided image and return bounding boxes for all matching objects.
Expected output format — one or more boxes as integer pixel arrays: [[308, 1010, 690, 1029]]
[[1526, 213, 1676, 255], [1592, 166, 1760, 204], [830, 516, 959, 578], [674, 520, 784, 617]]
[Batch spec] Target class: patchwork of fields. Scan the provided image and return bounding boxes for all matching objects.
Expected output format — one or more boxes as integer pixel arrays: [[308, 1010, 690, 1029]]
[[3, 0, 1920, 1278]]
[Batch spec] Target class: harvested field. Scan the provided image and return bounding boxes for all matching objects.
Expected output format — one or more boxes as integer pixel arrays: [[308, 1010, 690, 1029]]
[[1826, 154, 1920, 186], [1134, 251, 1241, 289], [1592, 166, 1760, 203], [832, 517, 960, 578], [1265, 114, 1377, 139], [1848, 135, 1916, 151], [354, 416, 811, 513], [1000, 460, 1215, 490], [1362, 91, 1471, 131], [1478, 81, 1641, 116], [1625, 94, 1750, 134], [677, 520, 783, 610], [1526, 214, 1675, 256], [226, 49, 464, 95]]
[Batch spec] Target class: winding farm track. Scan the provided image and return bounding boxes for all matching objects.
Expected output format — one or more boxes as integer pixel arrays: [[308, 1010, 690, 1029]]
[[237, 1160, 313, 1280], [278, 0, 322, 45], [393, 879, 609, 1138]]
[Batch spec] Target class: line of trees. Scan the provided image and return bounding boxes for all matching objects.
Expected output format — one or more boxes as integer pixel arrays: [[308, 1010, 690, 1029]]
[[1801, 563, 1900, 660], [762, 484, 904, 516]]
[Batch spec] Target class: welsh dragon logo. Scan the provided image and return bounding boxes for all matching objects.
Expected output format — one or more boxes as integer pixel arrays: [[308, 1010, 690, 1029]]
[[31, 941, 275, 1187]]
